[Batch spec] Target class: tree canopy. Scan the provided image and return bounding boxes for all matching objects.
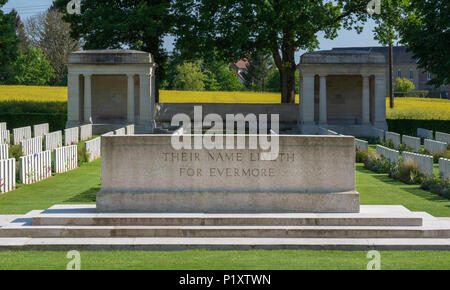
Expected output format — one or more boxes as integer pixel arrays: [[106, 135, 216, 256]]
[[0, 0, 19, 83], [371, 0, 407, 108], [25, 8, 81, 85], [173, 61, 206, 91], [245, 53, 274, 92], [173, 0, 372, 103], [399, 0, 449, 87], [395, 77, 415, 93], [9, 47, 55, 86], [54, 0, 174, 100]]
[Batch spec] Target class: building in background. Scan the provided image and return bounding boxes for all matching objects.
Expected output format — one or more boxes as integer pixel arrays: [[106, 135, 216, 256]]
[[67, 50, 157, 134], [332, 47, 449, 98], [229, 60, 249, 84], [298, 49, 388, 136]]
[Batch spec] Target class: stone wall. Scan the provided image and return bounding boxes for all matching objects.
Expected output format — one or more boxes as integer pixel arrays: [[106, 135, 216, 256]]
[[154, 103, 300, 129], [326, 75, 362, 124], [98, 135, 359, 213]]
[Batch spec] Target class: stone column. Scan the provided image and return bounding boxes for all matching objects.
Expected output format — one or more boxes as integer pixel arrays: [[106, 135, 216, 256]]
[[84, 73, 92, 123], [319, 74, 327, 125], [300, 74, 315, 125], [374, 73, 387, 129], [67, 73, 80, 127], [127, 74, 135, 123], [150, 70, 156, 128], [362, 74, 370, 124], [139, 74, 151, 124]]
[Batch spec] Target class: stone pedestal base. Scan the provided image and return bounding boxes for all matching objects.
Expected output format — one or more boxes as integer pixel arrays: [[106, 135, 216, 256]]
[[96, 191, 360, 213]]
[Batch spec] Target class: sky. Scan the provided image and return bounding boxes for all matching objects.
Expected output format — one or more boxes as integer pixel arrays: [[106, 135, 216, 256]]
[[2, 0, 384, 60]]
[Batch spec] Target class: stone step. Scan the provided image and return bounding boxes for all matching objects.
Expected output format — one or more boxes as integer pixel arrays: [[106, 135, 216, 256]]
[[1, 237, 450, 251], [32, 214, 423, 227], [30, 204, 425, 227], [1, 225, 450, 239]]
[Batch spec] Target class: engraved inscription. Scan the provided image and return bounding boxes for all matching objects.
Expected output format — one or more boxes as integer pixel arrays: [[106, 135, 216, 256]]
[[162, 152, 295, 178]]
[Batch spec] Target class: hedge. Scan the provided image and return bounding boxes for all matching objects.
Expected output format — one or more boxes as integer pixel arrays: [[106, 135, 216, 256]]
[[0, 113, 67, 132], [0, 101, 66, 114], [387, 119, 450, 136]]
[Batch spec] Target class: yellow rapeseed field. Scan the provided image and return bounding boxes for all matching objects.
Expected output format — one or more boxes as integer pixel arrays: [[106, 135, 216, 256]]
[[0, 85, 67, 102], [0, 85, 449, 120], [386, 97, 450, 120]]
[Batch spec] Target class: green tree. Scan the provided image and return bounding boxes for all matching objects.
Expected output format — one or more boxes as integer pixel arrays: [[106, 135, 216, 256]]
[[245, 54, 274, 92], [10, 47, 55, 86], [203, 69, 221, 91], [266, 70, 300, 94], [54, 0, 174, 102], [399, 0, 449, 87], [11, 9, 28, 53], [173, 61, 206, 91], [394, 77, 415, 93], [371, 0, 406, 108], [216, 66, 245, 91], [0, 0, 19, 83], [173, 0, 371, 103], [204, 60, 245, 91], [25, 8, 81, 86]]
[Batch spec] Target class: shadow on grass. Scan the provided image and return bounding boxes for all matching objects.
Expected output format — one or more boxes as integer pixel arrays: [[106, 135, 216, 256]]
[[63, 187, 99, 203], [371, 173, 405, 185], [358, 164, 450, 206], [401, 187, 450, 206]]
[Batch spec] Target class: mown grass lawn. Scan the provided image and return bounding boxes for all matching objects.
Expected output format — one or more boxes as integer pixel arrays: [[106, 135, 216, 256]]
[[0, 250, 449, 270], [1, 158, 449, 270], [356, 164, 450, 217], [1, 158, 449, 217], [0, 160, 100, 214]]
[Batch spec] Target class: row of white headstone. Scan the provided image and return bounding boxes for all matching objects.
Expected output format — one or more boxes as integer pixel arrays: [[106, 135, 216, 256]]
[[373, 128, 448, 154], [439, 158, 450, 181], [20, 151, 52, 184], [355, 139, 369, 151], [102, 125, 135, 137], [45, 131, 63, 151], [0, 144, 8, 160], [33, 123, 49, 138], [402, 151, 434, 176], [375, 145, 450, 180], [424, 139, 448, 154], [80, 124, 93, 141], [0, 158, 15, 193], [7, 123, 49, 145], [376, 145, 400, 164], [319, 127, 369, 151], [0, 123, 96, 194], [417, 128, 450, 145], [20, 136, 43, 156], [53, 145, 78, 174], [64, 127, 79, 146], [85, 137, 101, 162], [1, 123, 94, 147]]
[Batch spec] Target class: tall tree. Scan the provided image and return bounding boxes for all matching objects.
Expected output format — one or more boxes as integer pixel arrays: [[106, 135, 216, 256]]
[[11, 9, 28, 53], [245, 53, 274, 92], [173, 0, 371, 103], [371, 0, 405, 108], [203, 60, 245, 91], [54, 0, 174, 102], [0, 0, 19, 83], [25, 8, 81, 85], [10, 47, 55, 86], [399, 0, 449, 87], [173, 61, 206, 91]]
